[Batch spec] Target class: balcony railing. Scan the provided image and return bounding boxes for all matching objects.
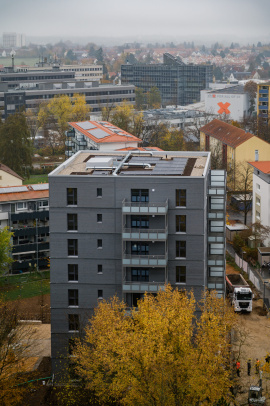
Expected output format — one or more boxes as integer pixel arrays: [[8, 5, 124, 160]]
[[259, 97, 268, 102], [12, 226, 49, 237], [122, 228, 168, 241], [122, 199, 168, 215], [122, 282, 166, 292], [13, 242, 49, 254], [259, 105, 269, 110], [122, 253, 168, 267], [11, 210, 49, 222], [259, 89, 268, 94]]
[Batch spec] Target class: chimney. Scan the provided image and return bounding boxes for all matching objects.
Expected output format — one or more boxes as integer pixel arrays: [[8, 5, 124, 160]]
[[255, 150, 259, 162]]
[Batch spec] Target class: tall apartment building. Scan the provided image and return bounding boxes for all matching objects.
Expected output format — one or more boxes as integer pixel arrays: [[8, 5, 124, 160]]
[[49, 150, 226, 374], [3, 32, 25, 48], [257, 82, 270, 124], [121, 53, 213, 106], [0, 184, 49, 273]]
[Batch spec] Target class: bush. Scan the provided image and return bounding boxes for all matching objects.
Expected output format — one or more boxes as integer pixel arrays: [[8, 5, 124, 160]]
[[232, 234, 245, 255]]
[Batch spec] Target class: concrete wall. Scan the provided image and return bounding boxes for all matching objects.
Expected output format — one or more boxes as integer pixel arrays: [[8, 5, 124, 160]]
[[205, 92, 249, 121]]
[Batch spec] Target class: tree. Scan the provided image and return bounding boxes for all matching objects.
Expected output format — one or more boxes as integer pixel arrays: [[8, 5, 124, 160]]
[[0, 299, 35, 405], [0, 112, 32, 177], [74, 286, 236, 406], [147, 87, 161, 109], [231, 162, 253, 225], [158, 128, 186, 151], [135, 87, 146, 110], [38, 94, 90, 151], [105, 102, 145, 138], [244, 81, 257, 115], [0, 227, 13, 275]]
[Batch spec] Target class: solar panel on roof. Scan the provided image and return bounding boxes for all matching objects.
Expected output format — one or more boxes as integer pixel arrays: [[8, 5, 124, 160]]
[[90, 128, 110, 139], [0, 186, 28, 194], [32, 184, 49, 191], [77, 122, 97, 130]]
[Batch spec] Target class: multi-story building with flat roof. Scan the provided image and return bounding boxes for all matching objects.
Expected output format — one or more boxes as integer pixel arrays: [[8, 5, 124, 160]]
[[257, 82, 270, 124], [49, 150, 226, 374], [3, 32, 25, 48], [0, 184, 49, 272], [0, 67, 135, 119], [121, 53, 213, 106]]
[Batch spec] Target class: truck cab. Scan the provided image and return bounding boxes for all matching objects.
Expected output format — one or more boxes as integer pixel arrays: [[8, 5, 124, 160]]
[[248, 386, 266, 405], [233, 287, 253, 312]]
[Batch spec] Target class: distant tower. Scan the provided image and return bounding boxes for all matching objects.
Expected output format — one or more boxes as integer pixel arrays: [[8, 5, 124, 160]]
[[10, 49, 16, 71]]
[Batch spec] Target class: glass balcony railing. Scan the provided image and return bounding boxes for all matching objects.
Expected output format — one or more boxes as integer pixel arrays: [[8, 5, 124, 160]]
[[122, 228, 168, 241], [122, 253, 168, 267], [122, 282, 166, 292], [122, 199, 168, 215], [259, 89, 268, 94]]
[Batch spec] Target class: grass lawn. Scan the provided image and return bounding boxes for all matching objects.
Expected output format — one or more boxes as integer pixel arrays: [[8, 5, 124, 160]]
[[0, 270, 50, 301], [23, 174, 48, 184], [0, 57, 38, 67]]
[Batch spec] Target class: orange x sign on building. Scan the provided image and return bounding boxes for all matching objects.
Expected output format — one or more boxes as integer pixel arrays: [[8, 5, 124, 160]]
[[217, 102, 231, 114]]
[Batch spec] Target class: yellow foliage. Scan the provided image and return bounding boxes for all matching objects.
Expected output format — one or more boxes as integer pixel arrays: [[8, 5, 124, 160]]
[[74, 286, 236, 406]]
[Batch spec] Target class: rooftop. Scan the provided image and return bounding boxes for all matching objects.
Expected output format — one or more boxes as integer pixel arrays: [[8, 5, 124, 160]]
[[50, 151, 210, 178], [68, 121, 142, 145], [248, 161, 270, 174], [209, 85, 246, 95], [200, 119, 254, 148], [0, 184, 49, 202]]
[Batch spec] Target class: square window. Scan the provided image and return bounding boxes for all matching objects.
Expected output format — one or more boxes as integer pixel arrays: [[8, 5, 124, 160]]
[[97, 188, 102, 197], [68, 264, 78, 281], [176, 241, 186, 258], [176, 189, 186, 207], [68, 289, 78, 306], [97, 264, 103, 274], [68, 314, 79, 331], [68, 239, 78, 256], [97, 214, 102, 223], [67, 214, 78, 231], [176, 215, 186, 232], [17, 202, 27, 211], [176, 266, 186, 283], [67, 188, 77, 205], [97, 239, 102, 248], [98, 289, 103, 299]]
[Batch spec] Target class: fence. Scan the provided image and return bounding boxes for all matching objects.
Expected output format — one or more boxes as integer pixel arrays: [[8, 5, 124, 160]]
[[234, 252, 270, 311]]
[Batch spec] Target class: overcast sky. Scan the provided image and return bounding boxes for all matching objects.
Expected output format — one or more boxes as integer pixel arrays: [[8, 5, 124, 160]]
[[0, 0, 269, 45]]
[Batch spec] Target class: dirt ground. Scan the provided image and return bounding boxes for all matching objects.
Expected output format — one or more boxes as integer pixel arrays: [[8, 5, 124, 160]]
[[227, 263, 270, 405]]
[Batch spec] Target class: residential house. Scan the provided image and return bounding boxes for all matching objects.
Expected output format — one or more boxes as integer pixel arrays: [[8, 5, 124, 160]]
[[0, 163, 23, 187]]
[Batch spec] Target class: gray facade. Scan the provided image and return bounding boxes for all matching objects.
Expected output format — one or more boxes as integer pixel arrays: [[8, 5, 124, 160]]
[[49, 150, 226, 375], [121, 53, 213, 106]]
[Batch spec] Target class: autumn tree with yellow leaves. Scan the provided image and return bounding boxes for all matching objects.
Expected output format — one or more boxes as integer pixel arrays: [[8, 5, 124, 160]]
[[74, 286, 236, 406], [37, 94, 91, 151]]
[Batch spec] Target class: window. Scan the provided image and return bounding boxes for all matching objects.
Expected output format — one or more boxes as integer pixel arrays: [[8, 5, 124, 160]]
[[68, 239, 78, 256], [38, 200, 49, 208], [256, 210, 261, 220], [97, 264, 103, 274], [97, 214, 102, 223], [68, 314, 79, 331], [176, 189, 186, 207], [176, 215, 186, 232], [98, 289, 103, 299], [131, 216, 149, 228], [67, 214, 78, 231], [97, 188, 102, 197], [132, 269, 149, 281], [256, 183, 260, 190], [256, 196, 261, 206], [68, 289, 78, 306], [176, 241, 186, 258], [131, 242, 149, 255], [131, 189, 149, 202], [97, 239, 102, 248], [17, 202, 27, 211], [68, 264, 78, 281], [67, 188, 77, 205], [176, 266, 186, 283]]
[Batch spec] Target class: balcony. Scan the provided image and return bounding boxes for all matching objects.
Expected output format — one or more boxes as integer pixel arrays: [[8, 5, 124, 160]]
[[74, 139, 87, 146], [0, 212, 8, 221], [11, 210, 49, 222], [259, 97, 268, 102], [259, 105, 269, 110], [122, 228, 168, 241], [13, 226, 49, 237], [122, 282, 166, 293], [65, 140, 74, 147], [259, 89, 268, 94], [13, 242, 49, 254], [122, 199, 168, 215], [122, 253, 168, 267], [12, 258, 49, 271]]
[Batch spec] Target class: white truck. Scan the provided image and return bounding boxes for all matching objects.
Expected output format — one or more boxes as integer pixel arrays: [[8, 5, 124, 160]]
[[226, 273, 253, 312]]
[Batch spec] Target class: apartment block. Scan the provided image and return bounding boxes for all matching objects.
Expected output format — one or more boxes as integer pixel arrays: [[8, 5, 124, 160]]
[[49, 150, 226, 374], [257, 82, 270, 124], [0, 184, 49, 272], [121, 53, 213, 106]]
